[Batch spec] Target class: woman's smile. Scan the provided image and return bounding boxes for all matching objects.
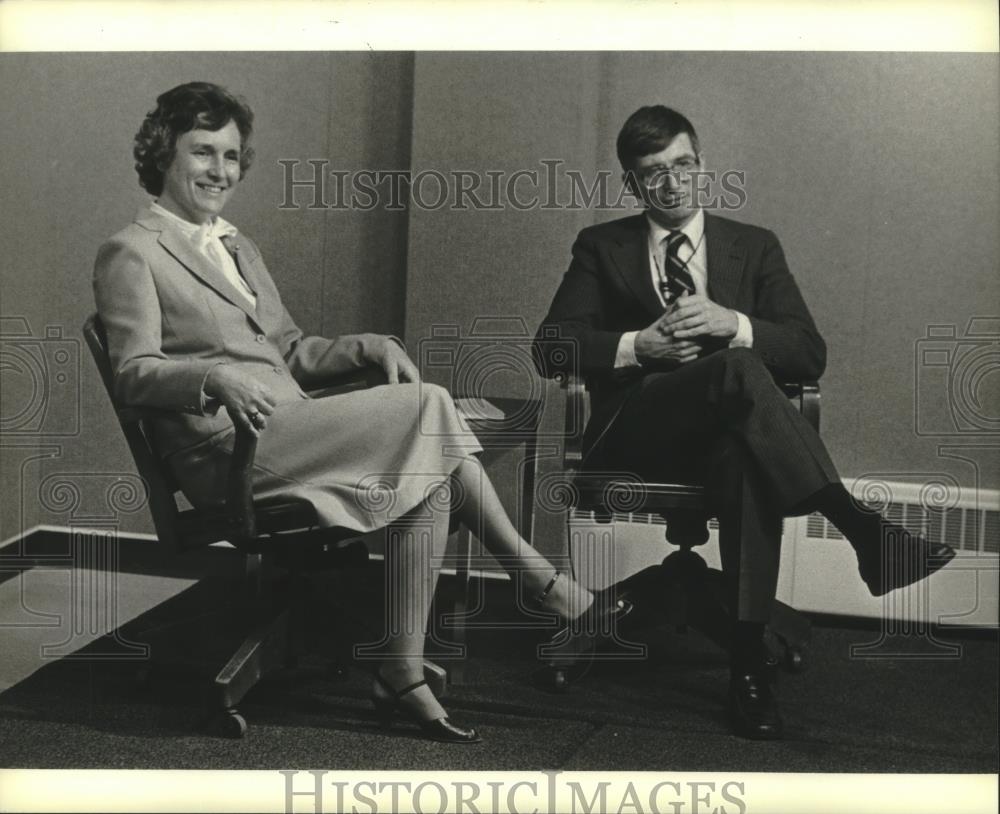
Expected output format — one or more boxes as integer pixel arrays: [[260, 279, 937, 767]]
[[157, 120, 241, 224]]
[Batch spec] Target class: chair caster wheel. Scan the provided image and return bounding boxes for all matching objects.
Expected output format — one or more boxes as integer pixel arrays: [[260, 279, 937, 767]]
[[533, 666, 572, 693], [326, 660, 350, 682], [551, 669, 571, 692], [216, 709, 248, 739], [784, 647, 805, 673]]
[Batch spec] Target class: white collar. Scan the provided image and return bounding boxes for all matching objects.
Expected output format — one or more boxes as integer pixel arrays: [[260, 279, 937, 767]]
[[645, 208, 705, 249], [149, 201, 237, 243]]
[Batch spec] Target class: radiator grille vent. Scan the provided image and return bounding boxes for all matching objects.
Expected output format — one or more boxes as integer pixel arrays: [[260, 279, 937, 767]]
[[805, 505, 999, 553], [570, 483, 999, 555], [569, 511, 724, 532]]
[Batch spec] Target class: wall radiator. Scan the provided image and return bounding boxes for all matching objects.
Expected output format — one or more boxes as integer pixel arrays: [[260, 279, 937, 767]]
[[569, 477, 999, 629]]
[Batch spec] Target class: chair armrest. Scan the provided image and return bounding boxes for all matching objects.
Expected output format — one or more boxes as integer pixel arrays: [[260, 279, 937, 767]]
[[231, 365, 386, 542], [555, 374, 822, 470], [115, 404, 259, 543], [116, 365, 385, 421], [121, 364, 392, 545], [305, 365, 388, 399], [778, 380, 821, 432], [556, 372, 587, 469], [227, 424, 258, 543], [116, 405, 184, 425]]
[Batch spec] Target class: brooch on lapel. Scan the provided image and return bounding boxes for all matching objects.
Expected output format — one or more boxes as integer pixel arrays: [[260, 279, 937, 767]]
[[220, 235, 240, 256]]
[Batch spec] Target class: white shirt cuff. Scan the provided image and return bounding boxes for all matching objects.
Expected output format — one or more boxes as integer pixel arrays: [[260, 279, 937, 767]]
[[615, 331, 640, 368], [728, 311, 754, 348]]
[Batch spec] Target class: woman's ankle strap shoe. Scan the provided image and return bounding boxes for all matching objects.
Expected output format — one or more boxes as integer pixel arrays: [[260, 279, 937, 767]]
[[534, 571, 562, 608], [371, 674, 481, 744]]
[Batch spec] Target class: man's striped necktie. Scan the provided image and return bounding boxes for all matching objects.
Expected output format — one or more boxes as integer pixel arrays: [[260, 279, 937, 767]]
[[659, 230, 696, 304]]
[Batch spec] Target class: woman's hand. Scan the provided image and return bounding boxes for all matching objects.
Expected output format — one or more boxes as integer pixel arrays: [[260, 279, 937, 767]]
[[372, 337, 420, 384], [204, 364, 277, 437]]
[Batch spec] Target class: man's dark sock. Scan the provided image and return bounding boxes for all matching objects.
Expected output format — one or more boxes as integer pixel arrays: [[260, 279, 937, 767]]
[[805, 483, 883, 552], [805, 483, 956, 596]]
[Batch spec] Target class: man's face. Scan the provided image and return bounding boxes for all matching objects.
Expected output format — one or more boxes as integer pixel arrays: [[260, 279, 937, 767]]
[[627, 133, 702, 228], [158, 121, 242, 224]]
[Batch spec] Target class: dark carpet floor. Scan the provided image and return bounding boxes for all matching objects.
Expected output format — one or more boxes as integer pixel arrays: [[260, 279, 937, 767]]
[[0, 568, 996, 772]]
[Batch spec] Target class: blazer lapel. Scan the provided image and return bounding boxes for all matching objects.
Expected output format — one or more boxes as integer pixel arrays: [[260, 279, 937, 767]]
[[222, 232, 260, 299], [609, 216, 664, 319], [704, 213, 746, 309], [137, 210, 261, 326]]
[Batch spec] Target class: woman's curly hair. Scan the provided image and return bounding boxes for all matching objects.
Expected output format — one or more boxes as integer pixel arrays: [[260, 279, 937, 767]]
[[133, 82, 256, 196]]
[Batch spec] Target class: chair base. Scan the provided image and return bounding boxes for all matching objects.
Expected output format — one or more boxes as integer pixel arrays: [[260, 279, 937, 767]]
[[130, 568, 356, 738], [133, 567, 452, 738], [631, 548, 810, 669], [540, 547, 810, 691], [214, 605, 292, 711]]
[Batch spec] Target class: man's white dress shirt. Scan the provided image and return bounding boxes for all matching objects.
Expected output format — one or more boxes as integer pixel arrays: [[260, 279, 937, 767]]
[[615, 208, 753, 367]]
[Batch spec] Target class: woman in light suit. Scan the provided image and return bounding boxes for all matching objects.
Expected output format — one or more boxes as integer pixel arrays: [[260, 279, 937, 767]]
[[94, 82, 628, 744]]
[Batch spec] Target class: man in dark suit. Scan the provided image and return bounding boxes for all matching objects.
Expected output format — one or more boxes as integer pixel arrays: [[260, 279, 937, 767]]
[[533, 105, 955, 739]]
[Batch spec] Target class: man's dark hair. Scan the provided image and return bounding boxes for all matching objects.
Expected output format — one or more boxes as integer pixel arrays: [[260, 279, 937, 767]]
[[133, 81, 255, 196], [616, 105, 701, 170]]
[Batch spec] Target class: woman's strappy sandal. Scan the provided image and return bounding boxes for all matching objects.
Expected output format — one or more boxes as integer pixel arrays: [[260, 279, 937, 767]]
[[370, 672, 481, 744]]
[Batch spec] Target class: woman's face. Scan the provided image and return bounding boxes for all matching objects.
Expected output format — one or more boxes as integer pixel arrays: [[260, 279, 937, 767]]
[[158, 120, 242, 224]]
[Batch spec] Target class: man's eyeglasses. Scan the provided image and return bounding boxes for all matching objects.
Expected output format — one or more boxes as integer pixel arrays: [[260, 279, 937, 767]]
[[631, 158, 701, 188]]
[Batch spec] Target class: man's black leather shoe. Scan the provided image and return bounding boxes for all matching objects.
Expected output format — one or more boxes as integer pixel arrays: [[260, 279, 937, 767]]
[[858, 524, 956, 597], [728, 672, 784, 740]]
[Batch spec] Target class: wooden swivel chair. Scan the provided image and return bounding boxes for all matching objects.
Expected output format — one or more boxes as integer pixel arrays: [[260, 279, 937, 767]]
[[546, 372, 818, 688], [84, 313, 372, 737]]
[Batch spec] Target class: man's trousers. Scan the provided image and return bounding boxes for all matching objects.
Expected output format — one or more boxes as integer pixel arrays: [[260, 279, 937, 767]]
[[587, 348, 839, 622]]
